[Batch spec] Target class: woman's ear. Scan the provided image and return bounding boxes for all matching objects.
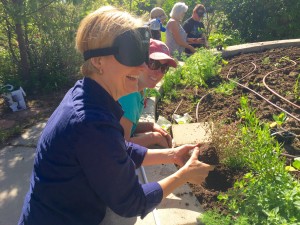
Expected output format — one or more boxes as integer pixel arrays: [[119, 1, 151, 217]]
[[91, 57, 101, 69], [91, 57, 103, 75]]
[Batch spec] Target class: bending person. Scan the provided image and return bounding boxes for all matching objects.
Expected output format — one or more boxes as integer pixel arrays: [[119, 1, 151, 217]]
[[119, 39, 175, 148], [166, 2, 196, 59], [183, 4, 209, 54], [149, 7, 167, 40], [18, 6, 213, 225]]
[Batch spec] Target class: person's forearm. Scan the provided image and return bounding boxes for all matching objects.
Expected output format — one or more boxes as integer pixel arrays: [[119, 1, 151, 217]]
[[129, 133, 158, 148], [158, 169, 187, 198], [142, 148, 175, 165], [134, 122, 153, 133], [187, 38, 196, 44]]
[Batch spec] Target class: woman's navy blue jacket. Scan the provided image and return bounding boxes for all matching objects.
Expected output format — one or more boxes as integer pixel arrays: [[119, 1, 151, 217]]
[[18, 77, 163, 225]]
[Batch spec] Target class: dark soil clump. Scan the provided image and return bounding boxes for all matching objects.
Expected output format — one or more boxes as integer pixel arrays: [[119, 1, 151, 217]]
[[198, 146, 219, 165]]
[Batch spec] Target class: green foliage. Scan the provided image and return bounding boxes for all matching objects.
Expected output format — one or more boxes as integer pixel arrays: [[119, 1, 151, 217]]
[[208, 32, 232, 49], [144, 88, 161, 98], [198, 210, 250, 225], [161, 67, 183, 100], [0, 1, 84, 94], [214, 80, 236, 96], [272, 112, 287, 127], [0, 0, 156, 96], [292, 158, 300, 170], [197, 210, 233, 225], [262, 57, 271, 65], [209, 0, 300, 42], [223, 97, 300, 223], [204, 96, 300, 223], [181, 48, 222, 88], [294, 74, 300, 101]]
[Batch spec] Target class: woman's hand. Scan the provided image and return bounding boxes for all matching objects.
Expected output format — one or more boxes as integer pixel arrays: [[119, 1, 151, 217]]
[[172, 143, 201, 166], [188, 45, 196, 53], [179, 146, 214, 185], [196, 37, 206, 44], [152, 123, 172, 147]]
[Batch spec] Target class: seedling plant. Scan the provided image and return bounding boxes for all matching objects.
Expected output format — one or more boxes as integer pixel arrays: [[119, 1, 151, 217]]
[[214, 80, 237, 96], [294, 74, 300, 101]]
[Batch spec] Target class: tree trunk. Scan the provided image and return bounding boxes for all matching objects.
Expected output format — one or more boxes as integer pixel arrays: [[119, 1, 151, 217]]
[[12, 0, 30, 82], [15, 23, 30, 81]]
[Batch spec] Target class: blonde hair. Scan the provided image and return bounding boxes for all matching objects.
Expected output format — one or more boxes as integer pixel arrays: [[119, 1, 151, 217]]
[[169, 2, 188, 21], [76, 6, 144, 76], [150, 7, 167, 20]]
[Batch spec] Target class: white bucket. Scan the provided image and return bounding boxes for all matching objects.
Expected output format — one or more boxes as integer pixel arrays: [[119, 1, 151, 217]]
[[2, 85, 27, 112]]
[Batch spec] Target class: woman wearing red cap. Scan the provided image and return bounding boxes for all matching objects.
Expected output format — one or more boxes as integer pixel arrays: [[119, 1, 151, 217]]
[[119, 39, 176, 148]]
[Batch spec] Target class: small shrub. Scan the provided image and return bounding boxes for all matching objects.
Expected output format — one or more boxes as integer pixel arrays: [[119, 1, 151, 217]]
[[181, 48, 222, 88]]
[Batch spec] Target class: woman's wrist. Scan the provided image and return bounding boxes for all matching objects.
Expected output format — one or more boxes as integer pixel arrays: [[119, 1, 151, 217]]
[[167, 148, 176, 164]]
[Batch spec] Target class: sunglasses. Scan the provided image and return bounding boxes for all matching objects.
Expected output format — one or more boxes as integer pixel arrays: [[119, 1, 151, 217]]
[[83, 27, 150, 67], [197, 10, 205, 17], [147, 59, 169, 74]]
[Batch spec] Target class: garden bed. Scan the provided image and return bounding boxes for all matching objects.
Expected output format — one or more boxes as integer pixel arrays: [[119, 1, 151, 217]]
[[157, 46, 300, 216]]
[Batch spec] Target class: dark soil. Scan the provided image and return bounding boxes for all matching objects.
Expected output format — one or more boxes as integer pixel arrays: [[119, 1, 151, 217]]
[[157, 46, 300, 211]]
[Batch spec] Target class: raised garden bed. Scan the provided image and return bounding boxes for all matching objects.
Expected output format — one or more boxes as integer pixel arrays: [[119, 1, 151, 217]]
[[157, 46, 300, 223]]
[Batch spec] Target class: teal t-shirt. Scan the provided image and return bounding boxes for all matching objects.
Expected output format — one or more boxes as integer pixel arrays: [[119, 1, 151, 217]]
[[119, 91, 145, 136]]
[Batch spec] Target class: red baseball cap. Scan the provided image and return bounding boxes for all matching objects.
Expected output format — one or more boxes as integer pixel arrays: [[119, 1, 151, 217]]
[[149, 39, 177, 68]]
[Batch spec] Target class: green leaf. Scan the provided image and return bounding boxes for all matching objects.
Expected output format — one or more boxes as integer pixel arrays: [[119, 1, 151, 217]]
[[292, 158, 300, 170], [285, 166, 297, 172]]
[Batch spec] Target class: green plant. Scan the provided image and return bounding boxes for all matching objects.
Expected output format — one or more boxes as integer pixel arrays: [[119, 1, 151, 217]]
[[292, 157, 300, 170], [272, 112, 287, 127], [144, 88, 161, 98], [294, 74, 300, 101], [214, 80, 236, 96], [262, 57, 270, 65], [203, 96, 300, 224], [181, 48, 222, 88], [161, 67, 183, 100], [208, 32, 233, 50]]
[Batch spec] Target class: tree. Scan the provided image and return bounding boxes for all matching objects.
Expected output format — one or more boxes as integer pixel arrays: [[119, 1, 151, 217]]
[[209, 0, 300, 42], [1, 0, 30, 82]]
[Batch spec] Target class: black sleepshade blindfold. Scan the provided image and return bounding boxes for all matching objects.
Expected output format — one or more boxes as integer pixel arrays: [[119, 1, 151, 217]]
[[83, 27, 150, 67]]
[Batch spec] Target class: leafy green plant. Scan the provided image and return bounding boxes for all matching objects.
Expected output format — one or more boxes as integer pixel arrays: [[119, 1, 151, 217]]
[[144, 88, 161, 98], [262, 57, 270, 65], [181, 48, 222, 88], [202, 96, 300, 224], [292, 157, 300, 170], [294, 74, 300, 101], [208, 32, 233, 50], [197, 210, 250, 225], [272, 112, 287, 127], [214, 80, 236, 96], [161, 67, 183, 100]]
